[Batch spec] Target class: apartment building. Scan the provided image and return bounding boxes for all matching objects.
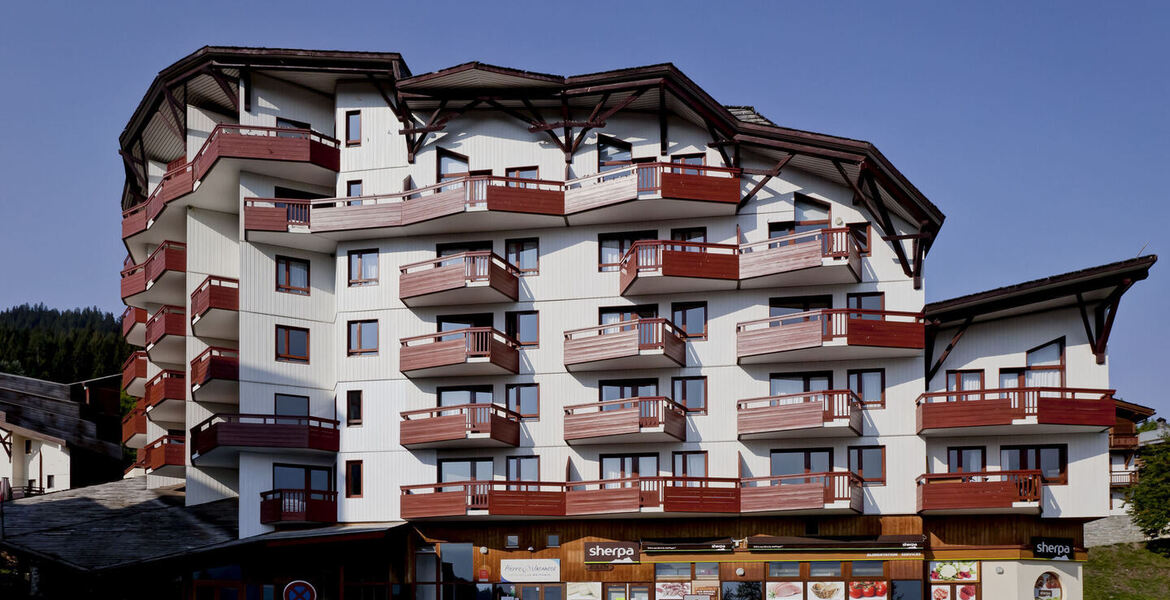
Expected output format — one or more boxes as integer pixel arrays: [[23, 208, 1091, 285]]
[[116, 46, 1155, 600]]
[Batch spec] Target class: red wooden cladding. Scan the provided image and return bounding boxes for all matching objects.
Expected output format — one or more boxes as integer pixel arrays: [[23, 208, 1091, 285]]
[[145, 305, 185, 346], [120, 241, 186, 300], [120, 351, 148, 391], [738, 228, 861, 280], [189, 413, 340, 458], [563, 318, 687, 368], [739, 472, 862, 513], [121, 406, 146, 445], [399, 251, 519, 302], [121, 306, 147, 339], [619, 240, 738, 292], [190, 347, 240, 387], [1110, 433, 1139, 449], [399, 403, 522, 447], [143, 435, 185, 471], [563, 397, 687, 442], [916, 387, 1116, 432], [191, 275, 239, 319], [399, 327, 521, 374], [259, 489, 338, 524], [737, 309, 925, 358], [144, 370, 185, 408], [916, 470, 1042, 512], [1110, 471, 1138, 486], [121, 164, 194, 238], [737, 390, 862, 437]]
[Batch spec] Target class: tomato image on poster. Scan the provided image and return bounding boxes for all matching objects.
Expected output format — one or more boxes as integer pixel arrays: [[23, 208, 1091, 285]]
[[846, 581, 887, 599]]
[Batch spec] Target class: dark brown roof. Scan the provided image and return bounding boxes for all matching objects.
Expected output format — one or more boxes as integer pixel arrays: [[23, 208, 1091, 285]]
[[725, 106, 777, 126], [1115, 398, 1156, 419]]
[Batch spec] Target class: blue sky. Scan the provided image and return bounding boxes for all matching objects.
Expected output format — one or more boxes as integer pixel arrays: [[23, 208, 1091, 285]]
[[0, 1, 1166, 413]]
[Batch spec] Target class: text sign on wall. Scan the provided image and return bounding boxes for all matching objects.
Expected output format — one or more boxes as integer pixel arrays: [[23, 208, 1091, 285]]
[[1031, 537, 1074, 561], [584, 541, 640, 564], [501, 559, 561, 582]]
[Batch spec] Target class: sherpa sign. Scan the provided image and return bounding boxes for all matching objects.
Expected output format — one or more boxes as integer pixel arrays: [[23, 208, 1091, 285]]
[[584, 542, 639, 564], [1031, 537, 1074, 560]]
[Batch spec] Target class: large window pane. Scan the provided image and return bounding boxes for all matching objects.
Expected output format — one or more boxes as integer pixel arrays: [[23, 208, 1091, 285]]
[[440, 543, 473, 582]]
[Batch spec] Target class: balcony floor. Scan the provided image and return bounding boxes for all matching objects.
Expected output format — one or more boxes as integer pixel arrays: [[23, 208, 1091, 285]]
[[123, 270, 186, 309], [192, 307, 238, 340], [738, 419, 861, 440], [146, 334, 186, 366], [919, 422, 1111, 437], [738, 341, 922, 364], [145, 398, 185, 425], [622, 274, 737, 296], [739, 259, 860, 289], [402, 283, 516, 308], [191, 378, 238, 405]]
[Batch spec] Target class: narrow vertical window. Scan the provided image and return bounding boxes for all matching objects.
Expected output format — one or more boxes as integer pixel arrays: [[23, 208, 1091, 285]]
[[345, 110, 361, 146], [505, 238, 539, 275], [275, 326, 310, 363], [275, 256, 310, 295], [848, 446, 886, 485], [347, 180, 363, 197], [347, 390, 363, 426], [848, 369, 886, 407], [670, 301, 708, 339], [505, 384, 539, 419], [671, 377, 707, 413], [345, 460, 363, 497], [505, 311, 539, 346], [347, 320, 378, 356], [348, 249, 379, 286]]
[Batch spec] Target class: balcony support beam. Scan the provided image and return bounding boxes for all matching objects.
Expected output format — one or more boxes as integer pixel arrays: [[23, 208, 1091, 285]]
[[738, 154, 793, 211], [925, 316, 972, 387], [1077, 279, 1133, 365], [161, 87, 187, 143], [205, 67, 239, 111]]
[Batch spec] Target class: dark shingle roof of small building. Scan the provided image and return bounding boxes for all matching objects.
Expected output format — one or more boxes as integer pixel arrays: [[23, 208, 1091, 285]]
[[724, 105, 777, 126]]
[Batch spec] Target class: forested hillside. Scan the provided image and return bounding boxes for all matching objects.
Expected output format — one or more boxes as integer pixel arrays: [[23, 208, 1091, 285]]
[[0, 303, 131, 383]]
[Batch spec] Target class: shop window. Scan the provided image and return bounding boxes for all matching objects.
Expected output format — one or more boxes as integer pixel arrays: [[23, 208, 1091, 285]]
[[767, 562, 801, 578], [547, 534, 559, 547], [721, 582, 762, 600], [809, 562, 842, 577], [694, 563, 719, 578], [890, 581, 923, 600], [440, 543, 474, 582], [505, 535, 519, 549], [850, 561, 885, 577], [654, 563, 692, 579]]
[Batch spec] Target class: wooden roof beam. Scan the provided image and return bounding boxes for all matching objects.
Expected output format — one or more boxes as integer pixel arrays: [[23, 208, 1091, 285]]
[[204, 67, 239, 111], [738, 154, 793, 211]]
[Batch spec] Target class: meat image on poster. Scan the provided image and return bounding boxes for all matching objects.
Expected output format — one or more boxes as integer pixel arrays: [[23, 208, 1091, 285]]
[[655, 582, 691, 600], [765, 582, 803, 600]]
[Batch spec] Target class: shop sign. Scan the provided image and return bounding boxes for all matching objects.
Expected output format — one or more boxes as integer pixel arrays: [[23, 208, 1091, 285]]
[[478, 568, 490, 582], [501, 559, 561, 582], [1031, 537, 1074, 561], [643, 538, 735, 552], [584, 541, 640, 564], [1033, 572, 1062, 599]]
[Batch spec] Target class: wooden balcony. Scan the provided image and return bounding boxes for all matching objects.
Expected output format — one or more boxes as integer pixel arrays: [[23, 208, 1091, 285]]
[[917, 470, 1042, 514], [563, 318, 686, 372], [121, 404, 147, 449], [191, 276, 239, 339], [190, 413, 340, 468], [400, 481, 567, 520], [121, 306, 147, 347], [738, 229, 862, 289], [737, 309, 924, 364], [143, 370, 186, 425], [740, 472, 863, 514], [400, 328, 520, 377], [190, 347, 239, 405], [563, 397, 687, 445], [1110, 433, 1140, 449], [143, 435, 185, 478], [1110, 471, 1138, 487], [619, 241, 738, 295], [917, 387, 1117, 436], [145, 305, 186, 365], [399, 251, 519, 307], [260, 489, 338, 525], [121, 164, 193, 246], [399, 403, 521, 449], [120, 241, 187, 308], [121, 350, 149, 397], [737, 390, 862, 439], [563, 163, 740, 225]]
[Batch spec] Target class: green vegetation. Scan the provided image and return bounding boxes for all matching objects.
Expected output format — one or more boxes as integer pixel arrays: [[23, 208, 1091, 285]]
[[0, 303, 131, 383], [1085, 541, 1170, 599], [1128, 433, 1170, 538]]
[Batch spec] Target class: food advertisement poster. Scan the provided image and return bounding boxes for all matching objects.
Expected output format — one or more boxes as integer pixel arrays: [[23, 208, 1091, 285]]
[[765, 582, 803, 600], [655, 582, 691, 600], [930, 584, 977, 600], [567, 583, 602, 600], [1033, 573, 1061, 599], [690, 582, 720, 600], [931, 585, 951, 600], [928, 561, 979, 583], [846, 581, 888, 599], [807, 581, 844, 600]]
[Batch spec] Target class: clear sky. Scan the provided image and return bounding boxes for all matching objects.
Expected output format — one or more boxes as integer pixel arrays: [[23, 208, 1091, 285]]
[[0, 1, 1166, 413]]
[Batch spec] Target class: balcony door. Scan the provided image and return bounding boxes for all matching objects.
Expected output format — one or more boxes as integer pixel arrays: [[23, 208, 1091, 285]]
[[274, 393, 309, 425], [438, 458, 493, 502], [436, 240, 493, 275], [769, 296, 832, 333], [599, 379, 658, 414], [506, 456, 540, 491], [438, 385, 495, 417], [770, 449, 832, 484], [599, 305, 658, 345], [846, 292, 884, 320], [770, 372, 832, 396], [598, 135, 632, 180], [946, 447, 986, 476], [437, 314, 493, 343], [768, 195, 831, 241], [601, 454, 658, 492], [272, 464, 332, 494]]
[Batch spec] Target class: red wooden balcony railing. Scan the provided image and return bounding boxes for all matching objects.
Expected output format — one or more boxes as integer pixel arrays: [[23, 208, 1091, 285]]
[[916, 387, 1116, 432], [120, 351, 148, 392], [399, 403, 521, 447], [737, 390, 862, 437], [191, 276, 239, 319], [740, 472, 863, 513], [738, 228, 862, 283], [737, 308, 925, 361], [190, 413, 340, 460], [563, 318, 687, 370], [121, 306, 147, 341], [120, 241, 186, 301], [618, 240, 738, 293], [145, 305, 186, 346], [144, 370, 185, 409], [399, 251, 519, 304], [632, 162, 741, 202], [121, 163, 194, 238], [143, 435, 185, 471], [1110, 471, 1139, 487], [190, 347, 239, 388], [1110, 433, 1140, 449], [121, 405, 147, 446], [260, 488, 338, 524], [563, 397, 687, 443], [399, 327, 520, 375], [916, 470, 1042, 512]]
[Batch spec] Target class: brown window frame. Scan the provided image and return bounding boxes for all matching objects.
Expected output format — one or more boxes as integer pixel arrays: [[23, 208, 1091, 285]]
[[598, 230, 657, 272], [437, 147, 470, 184], [275, 255, 310, 296], [505, 166, 539, 188], [846, 292, 885, 316], [770, 448, 835, 476], [505, 310, 539, 347], [849, 222, 872, 256], [505, 383, 540, 420], [347, 249, 379, 287], [1001, 444, 1069, 485], [276, 116, 311, 131], [769, 371, 835, 394], [671, 450, 708, 478], [504, 237, 540, 275], [946, 446, 987, 473], [505, 455, 540, 491], [599, 378, 659, 401], [669, 152, 706, 175], [1025, 337, 1066, 387], [670, 301, 708, 340], [597, 135, 633, 173], [598, 452, 659, 480], [946, 369, 985, 391], [345, 110, 361, 146], [847, 368, 886, 408], [347, 320, 379, 356], [769, 194, 832, 238], [346, 179, 363, 197], [346, 390, 363, 426], [275, 325, 310, 364], [670, 226, 707, 244], [847, 445, 886, 485], [671, 376, 707, 414], [345, 460, 363, 498]]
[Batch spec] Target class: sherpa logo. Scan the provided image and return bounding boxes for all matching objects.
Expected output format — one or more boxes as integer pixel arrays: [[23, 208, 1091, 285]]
[[584, 542, 639, 564], [1031, 537, 1074, 560]]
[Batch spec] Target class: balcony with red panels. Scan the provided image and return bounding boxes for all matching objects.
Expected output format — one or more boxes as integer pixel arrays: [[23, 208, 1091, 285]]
[[737, 390, 862, 440], [916, 387, 1117, 436], [121, 402, 147, 449], [121, 306, 148, 347], [399, 252, 519, 307], [190, 347, 239, 405], [121, 350, 149, 397], [190, 414, 340, 468], [191, 276, 239, 339], [1110, 433, 1139, 450], [738, 228, 862, 289], [739, 472, 863, 514], [143, 435, 186, 478], [145, 306, 186, 365], [563, 397, 687, 445], [618, 241, 738, 296], [916, 470, 1042, 514], [400, 403, 521, 449], [563, 163, 741, 225], [399, 328, 520, 377], [736, 309, 924, 364], [143, 370, 186, 425], [260, 489, 338, 526], [563, 318, 686, 372], [120, 242, 186, 309]]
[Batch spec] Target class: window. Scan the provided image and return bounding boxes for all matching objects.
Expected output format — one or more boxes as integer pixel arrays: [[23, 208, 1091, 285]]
[[600, 379, 658, 402], [671, 376, 707, 413], [654, 563, 692, 578], [438, 386, 494, 411], [847, 292, 884, 319], [946, 370, 984, 392], [670, 153, 705, 175], [276, 256, 310, 295], [345, 110, 361, 146], [506, 166, 539, 188], [505, 384, 539, 419], [670, 226, 707, 246], [505, 311, 539, 346], [275, 393, 309, 416], [672, 451, 707, 479], [439, 459, 493, 490], [600, 454, 658, 484], [347, 179, 363, 197], [947, 447, 986, 473], [671, 301, 707, 340], [768, 562, 800, 578], [851, 561, 885, 577], [849, 222, 872, 255], [505, 456, 539, 490], [438, 543, 474, 582], [770, 371, 833, 396], [809, 562, 842, 577], [1025, 338, 1065, 387], [769, 296, 832, 321], [438, 314, 493, 338], [273, 463, 333, 493], [598, 230, 656, 271], [345, 460, 363, 497], [547, 535, 559, 548], [437, 148, 472, 190], [348, 249, 379, 286], [505, 535, 520, 549], [770, 449, 832, 477], [505, 238, 539, 274], [275, 325, 309, 363], [598, 135, 632, 177], [347, 320, 378, 356], [848, 446, 886, 485], [276, 117, 311, 132], [769, 195, 831, 238], [347, 390, 363, 426], [694, 563, 719, 578], [1001, 445, 1068, 484], [848, 369, 885, 407], [46, 475, 55, 489], [24, 440, 31, 454]]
